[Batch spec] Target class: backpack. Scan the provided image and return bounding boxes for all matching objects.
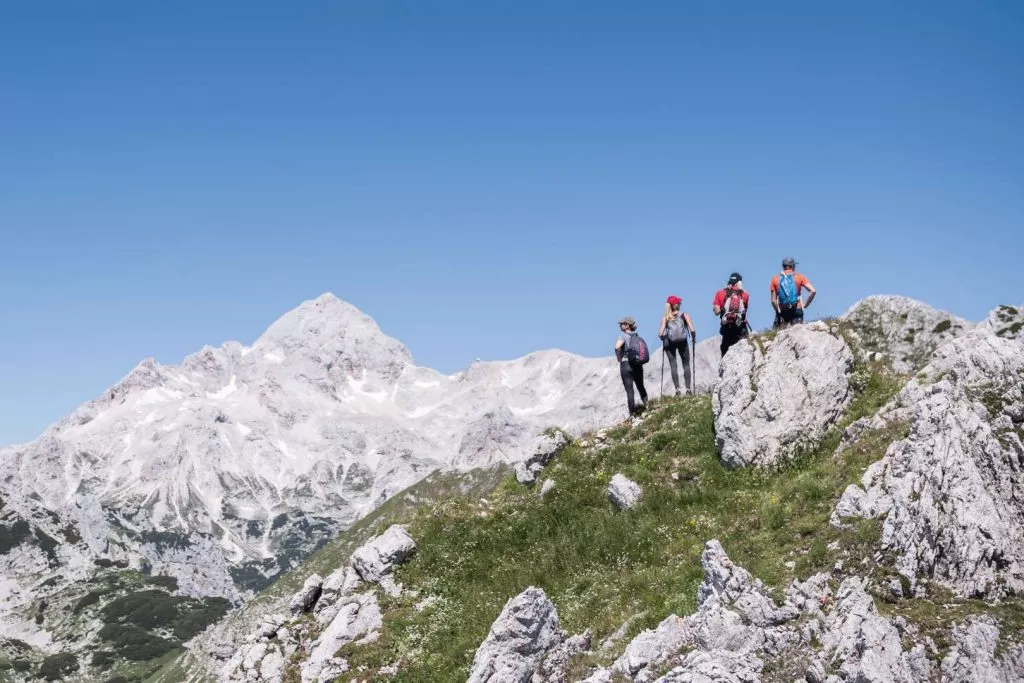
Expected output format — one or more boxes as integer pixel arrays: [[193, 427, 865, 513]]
[[777, 272, 799, 308], [626, 332, 650, 365], [665, 315, 689, 343], [720, 288, 747, 329]]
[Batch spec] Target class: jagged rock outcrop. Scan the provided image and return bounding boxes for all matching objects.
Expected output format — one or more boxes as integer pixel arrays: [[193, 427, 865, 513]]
[[713, 323, 854, 468], [983, 303, 1024, 340], [580, 540, 1024, 683], [608, 473, 643, 509], [834, 326, 1024, 597], [514, 429, 570, 486], [940, 617, 1024, 683], [289, 574, 323, 615], [810, 577, 933, 682], [467, 586, 586, 683], [220, 526, 415, 682], [350, 524, 416, 596], [839, 295, 970, 372]]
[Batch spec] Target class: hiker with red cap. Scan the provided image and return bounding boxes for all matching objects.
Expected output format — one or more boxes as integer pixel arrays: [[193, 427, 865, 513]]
[[658, 295, 696, 396], [770, 257, 816, 329], [713, 272, 750, 357]]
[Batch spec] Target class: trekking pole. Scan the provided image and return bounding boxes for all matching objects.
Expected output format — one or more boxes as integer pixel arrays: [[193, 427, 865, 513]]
[[690, 328, 696, 395], [660, 345, 665, 398]]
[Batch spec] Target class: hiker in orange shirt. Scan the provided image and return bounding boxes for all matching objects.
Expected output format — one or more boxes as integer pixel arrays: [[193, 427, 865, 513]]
[[770, 257, 816, 329]]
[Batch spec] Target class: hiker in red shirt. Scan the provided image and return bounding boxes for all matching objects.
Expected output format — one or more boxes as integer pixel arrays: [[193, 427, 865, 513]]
[[770, 257, 816, 329], [713, 273, 750, 357]]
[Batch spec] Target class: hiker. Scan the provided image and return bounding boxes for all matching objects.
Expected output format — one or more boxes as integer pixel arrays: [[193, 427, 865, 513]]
[[713, 273, 750, 357], [615, 316, 650, 416], [770, 257, 816, 329], [658, 295, 696, 396]]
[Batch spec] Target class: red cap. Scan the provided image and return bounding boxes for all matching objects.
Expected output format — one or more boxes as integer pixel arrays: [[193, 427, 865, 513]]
[[666, 295, 682, 305]]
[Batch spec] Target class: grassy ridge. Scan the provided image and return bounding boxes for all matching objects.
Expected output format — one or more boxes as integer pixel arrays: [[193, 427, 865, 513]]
[[333, 364, 911, 681]]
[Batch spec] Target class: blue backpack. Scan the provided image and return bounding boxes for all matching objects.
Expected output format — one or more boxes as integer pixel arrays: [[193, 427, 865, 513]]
[[777, 272, 799, 308]]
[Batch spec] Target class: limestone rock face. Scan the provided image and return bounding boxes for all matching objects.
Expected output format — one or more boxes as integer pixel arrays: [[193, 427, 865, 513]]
[[812, 577, 932, 683], [834, 328, 1024, 597], [580, 539, 1024, 683], [982, 303, 1024, 340], [713, 323, 853, 468], [219, 527, 416, 682], [940, 616, 1024, 683], [288, 574, 323, 616], [608, 474, 643, 509], [839, 295, 970, 372], [466, 586, 568, 683]]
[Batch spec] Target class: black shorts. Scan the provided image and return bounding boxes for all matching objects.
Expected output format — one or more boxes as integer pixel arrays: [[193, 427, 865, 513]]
[[778, 306, 804, 326]]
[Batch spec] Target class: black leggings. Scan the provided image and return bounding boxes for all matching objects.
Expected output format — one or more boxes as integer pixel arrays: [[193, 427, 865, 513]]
[[663, 339, 692, 394], [619, 361, 648, 413], [720, 324, 748, 356]]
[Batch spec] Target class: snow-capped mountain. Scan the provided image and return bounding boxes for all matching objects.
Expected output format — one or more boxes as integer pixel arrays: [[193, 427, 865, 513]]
[[0, 293, 719, 617]]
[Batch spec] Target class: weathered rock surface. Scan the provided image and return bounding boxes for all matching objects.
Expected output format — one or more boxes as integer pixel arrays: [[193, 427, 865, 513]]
[[940, 616, 1024, 683], [656, 649, 762, 682], [515, 429, 570, 486], [713, 323, 854, 468], [288, 574, 323, 616], [466, 586, 577, 683], [350, 524, 416, 585], [300, 592, 382, 683], [810, 577, 932, 683], [839, 295, 970, 372], [834, 328, 1024, 597], [581, 540, 1024, 683], [608, 473, 643, 509], [220, 527, 416, 682], [982, 303, 1024, 340]]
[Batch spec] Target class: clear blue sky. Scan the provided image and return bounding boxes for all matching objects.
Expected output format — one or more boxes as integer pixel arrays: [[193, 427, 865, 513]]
[[1, 2, 1021, 445]]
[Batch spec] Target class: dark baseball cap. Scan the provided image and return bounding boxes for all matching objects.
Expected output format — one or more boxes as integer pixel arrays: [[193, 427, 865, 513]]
[[728, 272, 742, 285]]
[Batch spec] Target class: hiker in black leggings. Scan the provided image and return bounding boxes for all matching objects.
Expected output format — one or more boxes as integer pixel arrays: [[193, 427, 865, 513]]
[[615, 316, 648, 416], [659, 296, 695, 395]]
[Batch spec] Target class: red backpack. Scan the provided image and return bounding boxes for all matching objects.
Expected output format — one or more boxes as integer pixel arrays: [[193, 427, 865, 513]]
[[720, 288, 747, 329]]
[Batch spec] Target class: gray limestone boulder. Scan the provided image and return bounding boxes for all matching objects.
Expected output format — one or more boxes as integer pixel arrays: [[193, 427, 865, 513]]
[[466, 586, 567, 683], [350, 525, 417, 585], [288, 573, 323, 616], [713, 323, 853, 468], [608, 473, 643, 509]]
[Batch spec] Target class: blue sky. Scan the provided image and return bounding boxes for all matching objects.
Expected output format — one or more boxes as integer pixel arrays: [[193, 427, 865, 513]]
[[1, 2, 1021, 445]]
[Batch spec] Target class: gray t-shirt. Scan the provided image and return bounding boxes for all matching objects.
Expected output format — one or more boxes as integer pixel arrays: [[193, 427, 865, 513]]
[[617, 332, 632, 362]]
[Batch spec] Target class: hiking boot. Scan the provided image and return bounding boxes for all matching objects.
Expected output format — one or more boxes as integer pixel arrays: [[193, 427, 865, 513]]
[[674, 390, 682, 397]]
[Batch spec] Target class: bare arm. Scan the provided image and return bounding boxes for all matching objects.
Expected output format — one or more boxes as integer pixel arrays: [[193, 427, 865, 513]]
[[683, 312, 695, 335], [803, 280, 817, 308], [658, 316, 667, 338]]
